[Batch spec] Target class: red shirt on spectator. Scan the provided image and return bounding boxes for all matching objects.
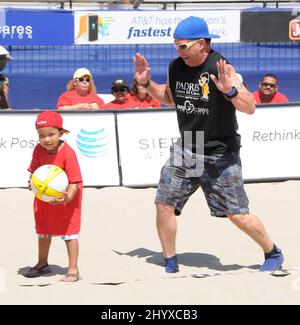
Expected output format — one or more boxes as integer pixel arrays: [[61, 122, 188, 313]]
[[103, 98, 137, 109], [57, 90, 105, 109], [127, 93, 161, 108], [252, 90, 289, 104]]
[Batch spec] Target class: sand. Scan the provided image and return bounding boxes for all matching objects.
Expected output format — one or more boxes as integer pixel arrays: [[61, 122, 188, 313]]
[[0, 181, 300, 305]]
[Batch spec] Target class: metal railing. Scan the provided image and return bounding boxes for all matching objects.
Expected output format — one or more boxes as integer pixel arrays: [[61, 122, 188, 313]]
[[1, 0, 300, 9], [0, 1, 129, 10], [130, 0, 300, 9]]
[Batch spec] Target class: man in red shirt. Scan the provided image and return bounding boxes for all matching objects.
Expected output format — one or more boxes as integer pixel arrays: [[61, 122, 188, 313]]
[[252, 74, 289, 104], [104, 79, 137, 109]]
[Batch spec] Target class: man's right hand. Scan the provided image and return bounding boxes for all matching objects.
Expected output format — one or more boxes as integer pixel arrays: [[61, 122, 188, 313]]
[[133, 52, 151, 85]]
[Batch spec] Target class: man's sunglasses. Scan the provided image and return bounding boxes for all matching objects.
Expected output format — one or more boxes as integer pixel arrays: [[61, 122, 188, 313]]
[[77, 77, 90, 82], [261, 82, 276, 88], [112, 87, 127, 93], [174, 40, 198, 51]]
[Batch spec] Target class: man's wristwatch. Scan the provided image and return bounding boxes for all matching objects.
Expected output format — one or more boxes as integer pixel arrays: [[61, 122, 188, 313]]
[[137, 80, 151, 88], [224, 86, 239, 99]]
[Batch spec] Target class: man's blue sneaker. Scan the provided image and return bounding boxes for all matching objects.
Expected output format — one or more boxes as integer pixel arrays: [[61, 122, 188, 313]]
[[164, 255, 179, 273], [259, 245, 284, 272]]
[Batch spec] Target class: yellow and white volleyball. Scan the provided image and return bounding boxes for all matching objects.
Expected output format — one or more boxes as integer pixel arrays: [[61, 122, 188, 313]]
[[30, 164, 69, 202]]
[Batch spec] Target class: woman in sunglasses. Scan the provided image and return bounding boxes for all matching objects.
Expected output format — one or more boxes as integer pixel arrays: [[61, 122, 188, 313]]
[[252, 73, 289, 104], [56, 68, 105, 110]]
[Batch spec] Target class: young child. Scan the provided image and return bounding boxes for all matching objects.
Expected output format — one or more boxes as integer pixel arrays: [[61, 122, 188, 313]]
[[25, 110, 83, 282]]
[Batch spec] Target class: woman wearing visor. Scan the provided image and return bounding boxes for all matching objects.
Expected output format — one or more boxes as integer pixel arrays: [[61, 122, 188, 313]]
[[57, 68, 105, 110]]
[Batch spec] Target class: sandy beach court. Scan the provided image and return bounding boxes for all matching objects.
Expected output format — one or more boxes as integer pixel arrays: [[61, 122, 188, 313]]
[[0, 181, 300, 305]]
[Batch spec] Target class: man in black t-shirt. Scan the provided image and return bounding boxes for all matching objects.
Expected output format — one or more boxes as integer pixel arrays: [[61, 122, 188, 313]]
[[134, 16, 284, 273]]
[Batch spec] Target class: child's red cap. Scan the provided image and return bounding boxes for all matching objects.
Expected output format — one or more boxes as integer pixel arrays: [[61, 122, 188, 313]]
[[35, 111, 69, 132]]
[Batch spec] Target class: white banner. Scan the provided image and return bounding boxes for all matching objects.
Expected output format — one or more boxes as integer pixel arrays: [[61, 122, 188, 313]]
[[117, 111, 180, 186], [0, 112, 119, 187], [0, 106, 299, 188], [74, 10, 240, 45], [61, 113, 119, 186], [0, 114, 39, 187], [237, 106, 300, 180], [118, 106, 300, 185]]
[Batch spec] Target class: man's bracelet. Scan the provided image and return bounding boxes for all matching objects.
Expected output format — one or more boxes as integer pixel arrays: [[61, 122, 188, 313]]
[[224, 86, 239, 99], [137, 80, 151, 88]]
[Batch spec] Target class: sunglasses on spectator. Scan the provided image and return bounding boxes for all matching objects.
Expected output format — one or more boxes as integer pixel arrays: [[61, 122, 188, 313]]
[[113, 87, 127, 93], [174, 40, 198, 51], [261, 82, 276, 88], [77, 77, 90, 82]]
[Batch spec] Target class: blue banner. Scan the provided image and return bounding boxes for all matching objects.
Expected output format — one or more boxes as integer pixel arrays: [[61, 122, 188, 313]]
[[0, 9, 74, 45]]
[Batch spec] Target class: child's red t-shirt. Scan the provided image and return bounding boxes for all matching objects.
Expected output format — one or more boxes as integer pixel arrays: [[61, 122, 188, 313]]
[[28, 142, 83, 235]]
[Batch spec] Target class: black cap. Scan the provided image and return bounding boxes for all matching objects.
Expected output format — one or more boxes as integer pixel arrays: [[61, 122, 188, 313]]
[[111, 79, 129, 91]]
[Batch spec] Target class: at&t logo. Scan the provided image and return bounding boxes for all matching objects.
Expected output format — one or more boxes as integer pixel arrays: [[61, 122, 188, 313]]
[[76, 125, 110, 158]]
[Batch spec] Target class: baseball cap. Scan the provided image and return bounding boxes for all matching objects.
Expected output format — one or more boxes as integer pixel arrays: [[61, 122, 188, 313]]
[[0, 46, 13, 59], [73, 68, 92, 80], [173, 16, 220, 39], [111, 79, 129, 91], [35, 111, 69, 133]]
